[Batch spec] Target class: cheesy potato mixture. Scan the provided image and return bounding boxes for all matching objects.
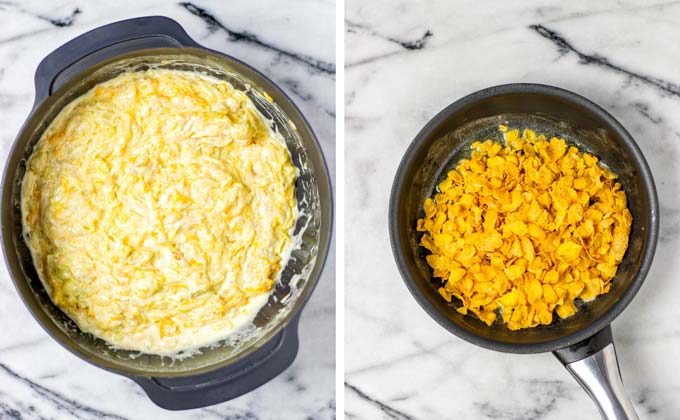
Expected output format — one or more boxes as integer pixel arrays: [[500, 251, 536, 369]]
[[21, 70, 297, 353], [417, 127, 631, 330]]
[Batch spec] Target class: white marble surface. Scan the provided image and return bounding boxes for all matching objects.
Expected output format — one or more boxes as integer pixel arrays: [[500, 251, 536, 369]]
[[345, 1, 680, 419], [0, 1, 335, 419]]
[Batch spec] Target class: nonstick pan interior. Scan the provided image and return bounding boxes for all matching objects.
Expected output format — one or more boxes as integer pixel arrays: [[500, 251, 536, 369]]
[[390, 84, 658, 353]]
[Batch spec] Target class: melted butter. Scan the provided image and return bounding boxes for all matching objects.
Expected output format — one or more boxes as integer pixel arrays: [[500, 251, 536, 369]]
[[21, 69, 297, 354]]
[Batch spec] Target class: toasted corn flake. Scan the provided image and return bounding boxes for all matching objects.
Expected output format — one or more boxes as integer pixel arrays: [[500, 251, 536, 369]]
[[418, 126, 632, 329]]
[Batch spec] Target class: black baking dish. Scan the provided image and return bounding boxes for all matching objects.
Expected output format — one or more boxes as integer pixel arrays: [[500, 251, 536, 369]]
[[1, 16, 332, 410]]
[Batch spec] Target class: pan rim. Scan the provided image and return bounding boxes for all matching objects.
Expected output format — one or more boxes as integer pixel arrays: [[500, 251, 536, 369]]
[[388, 82, 659, 354]]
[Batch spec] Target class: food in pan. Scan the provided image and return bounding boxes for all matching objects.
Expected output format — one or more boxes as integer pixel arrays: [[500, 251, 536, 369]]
[[21, 69, 297, 353], [417, 127, 632, 330]]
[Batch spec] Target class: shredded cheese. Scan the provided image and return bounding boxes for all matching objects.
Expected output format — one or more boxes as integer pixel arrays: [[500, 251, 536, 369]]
[[21, 69, 297, 354]]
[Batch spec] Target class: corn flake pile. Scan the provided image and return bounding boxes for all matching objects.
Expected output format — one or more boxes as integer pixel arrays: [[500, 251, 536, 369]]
[[417, 127, 632, 330]]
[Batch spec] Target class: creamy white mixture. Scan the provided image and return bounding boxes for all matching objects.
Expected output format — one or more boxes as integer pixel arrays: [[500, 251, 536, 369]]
[[21, 69, 297, 354]]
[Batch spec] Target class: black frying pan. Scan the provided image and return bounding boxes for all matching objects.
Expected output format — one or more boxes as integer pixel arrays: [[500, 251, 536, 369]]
[[389, 84, 658, 420]]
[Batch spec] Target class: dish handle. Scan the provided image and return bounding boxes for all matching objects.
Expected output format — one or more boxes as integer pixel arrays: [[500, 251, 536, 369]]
[[127, 312, 300, 410], [33, 16, 200, 106], [553, 325, 639, 420]]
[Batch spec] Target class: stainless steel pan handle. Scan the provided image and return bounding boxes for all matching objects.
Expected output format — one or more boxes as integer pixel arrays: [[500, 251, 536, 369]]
[[565, 343, 638, 419], [554, 326, 639, 420]]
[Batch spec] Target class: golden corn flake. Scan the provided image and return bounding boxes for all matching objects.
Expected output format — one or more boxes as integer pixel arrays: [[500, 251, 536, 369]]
[[417, 127, 632, 330]]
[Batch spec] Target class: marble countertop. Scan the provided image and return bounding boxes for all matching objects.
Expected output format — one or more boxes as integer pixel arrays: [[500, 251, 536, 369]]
[[345, 1, 680, 419], [0, 1, 335, 419]]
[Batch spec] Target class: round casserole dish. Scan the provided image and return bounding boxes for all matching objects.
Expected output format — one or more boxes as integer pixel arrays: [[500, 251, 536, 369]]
[[1, 16, 332, 410]]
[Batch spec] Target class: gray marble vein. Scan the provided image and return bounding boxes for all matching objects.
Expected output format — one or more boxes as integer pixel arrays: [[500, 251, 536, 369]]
[[0, 1, 81, 27], [345, 382, 417, 420], [474, 379, 574, 420], [345, 21, 432, 51], [630, 101, 663, 124], [344, 21, 433, 68], [530, 24, 680, 98], [0, 362, 129, 420], [180, 2, 335, 75]]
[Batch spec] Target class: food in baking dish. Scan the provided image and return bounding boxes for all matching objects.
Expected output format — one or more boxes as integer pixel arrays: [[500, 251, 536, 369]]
[[21, 69, 297, 353]]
